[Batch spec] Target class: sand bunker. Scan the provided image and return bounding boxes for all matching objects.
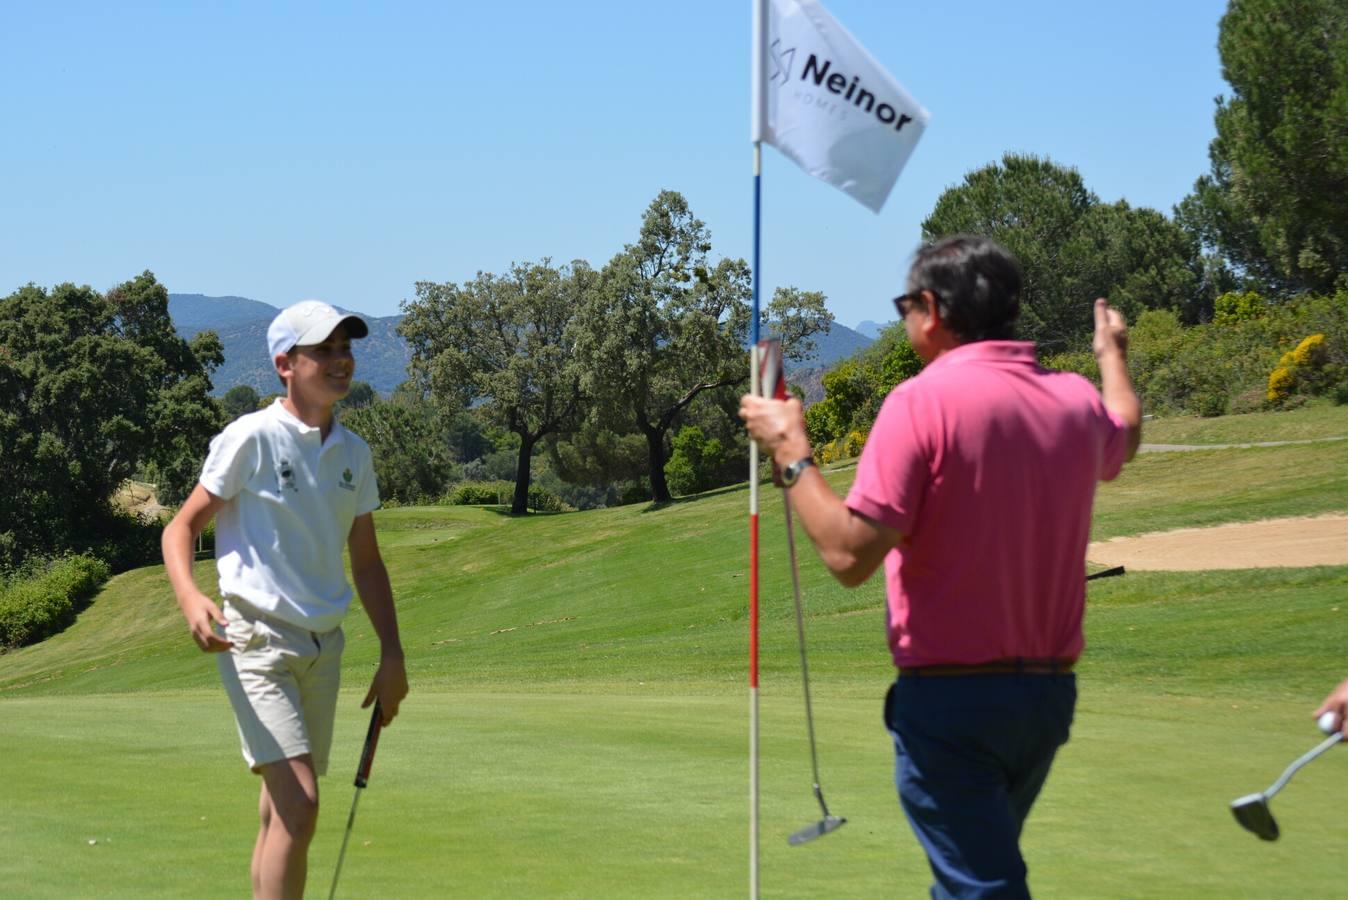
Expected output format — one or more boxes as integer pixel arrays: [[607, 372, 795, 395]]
[[1087, 514, 1348, 571]]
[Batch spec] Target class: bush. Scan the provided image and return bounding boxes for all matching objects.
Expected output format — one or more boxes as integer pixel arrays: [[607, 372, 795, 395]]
[[665, 426, 739, 497], [447, 481, 513, 506], [817, 430, 867, 465], [446, 480, 570, 512], [1230, 387, 1269, 415], [1267, 365, 1296, 404], [0, 554, 110, 648], [1041, 350, 1098, 381], [526, 485, 570, 513], [87, 511, 164, 574], [1192, 390, 1229, 418], [1212, 290, 1267, 326]]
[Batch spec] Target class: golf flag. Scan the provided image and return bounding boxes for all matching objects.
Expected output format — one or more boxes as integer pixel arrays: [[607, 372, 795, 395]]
[[752, 0, 929, 213]]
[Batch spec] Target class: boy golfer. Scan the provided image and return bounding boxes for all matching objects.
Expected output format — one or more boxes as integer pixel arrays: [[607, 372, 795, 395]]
[[163, 300, 408, 900], [742, 236, 1141, 898]]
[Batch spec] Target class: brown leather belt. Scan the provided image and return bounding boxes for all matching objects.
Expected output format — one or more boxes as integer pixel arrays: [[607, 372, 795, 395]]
[[899, 658, 1075, 677]]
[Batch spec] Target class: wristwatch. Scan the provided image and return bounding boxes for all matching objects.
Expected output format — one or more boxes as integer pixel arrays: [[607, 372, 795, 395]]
[[780, 457, 816, 487]]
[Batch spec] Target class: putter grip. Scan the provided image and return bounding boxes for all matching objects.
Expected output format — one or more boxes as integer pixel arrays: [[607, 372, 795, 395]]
[[355, 700, 383, 789]]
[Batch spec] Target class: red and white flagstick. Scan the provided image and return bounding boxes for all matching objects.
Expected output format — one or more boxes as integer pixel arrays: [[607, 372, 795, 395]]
[[748, 333, 761, 900], [748, 152, 764, 900], [749, 3, 767, 895]]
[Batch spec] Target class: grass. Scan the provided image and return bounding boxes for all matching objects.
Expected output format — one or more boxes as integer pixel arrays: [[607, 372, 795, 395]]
[[1092, 439, 1348, 538], [3, 412, 1348, 896], [1141, 401, 1348, 445]]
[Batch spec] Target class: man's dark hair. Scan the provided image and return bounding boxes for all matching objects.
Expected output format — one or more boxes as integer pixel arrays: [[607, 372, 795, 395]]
[[907, 235, 1022, 342]]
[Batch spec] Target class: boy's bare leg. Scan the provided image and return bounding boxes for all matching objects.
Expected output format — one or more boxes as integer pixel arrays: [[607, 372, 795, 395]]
[[253, 755, 319, 900], [252, 784, 270, 896]]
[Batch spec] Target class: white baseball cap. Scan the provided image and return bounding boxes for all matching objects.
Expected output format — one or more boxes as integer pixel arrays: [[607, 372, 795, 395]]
[[267, 300, 369, 359]]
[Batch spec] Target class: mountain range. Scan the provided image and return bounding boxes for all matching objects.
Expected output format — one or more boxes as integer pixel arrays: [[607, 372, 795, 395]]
[[167, 294, 874, 398]]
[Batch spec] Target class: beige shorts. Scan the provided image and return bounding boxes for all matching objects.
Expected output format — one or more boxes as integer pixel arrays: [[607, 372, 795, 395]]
[[217, 597, 344, 775]]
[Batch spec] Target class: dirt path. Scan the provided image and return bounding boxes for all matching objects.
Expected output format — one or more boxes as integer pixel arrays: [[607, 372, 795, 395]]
[[1087, 514, 1348, 571]]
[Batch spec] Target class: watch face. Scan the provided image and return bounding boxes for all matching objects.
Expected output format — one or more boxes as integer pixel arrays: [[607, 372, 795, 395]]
[[783, 458, 810, 485]]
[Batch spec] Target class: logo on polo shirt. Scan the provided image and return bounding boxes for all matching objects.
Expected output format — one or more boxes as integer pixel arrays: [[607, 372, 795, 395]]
[[338, 467, 356, 492], [276, 459, 298, 493]]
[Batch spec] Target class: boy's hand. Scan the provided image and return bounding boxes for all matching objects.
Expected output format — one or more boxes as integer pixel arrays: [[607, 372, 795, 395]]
[[363, 654, 409, 726], [182, 592, 230, 653]]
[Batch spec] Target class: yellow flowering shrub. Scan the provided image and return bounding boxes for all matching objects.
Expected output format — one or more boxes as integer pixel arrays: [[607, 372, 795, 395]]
[[1267, 366, 1296, 403], [1290, 333, 1325, 368], [1269, 333, 1329, 404]]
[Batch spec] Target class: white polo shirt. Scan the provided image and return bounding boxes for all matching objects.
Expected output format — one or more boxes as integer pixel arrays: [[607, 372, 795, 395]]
[[200, 400, 380, 633]]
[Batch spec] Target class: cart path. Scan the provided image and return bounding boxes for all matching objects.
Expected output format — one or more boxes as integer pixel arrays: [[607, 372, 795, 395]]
[[1139, 436, 1347, 452]]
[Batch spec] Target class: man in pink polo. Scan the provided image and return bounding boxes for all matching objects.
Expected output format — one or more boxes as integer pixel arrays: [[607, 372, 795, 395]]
[[741, 235, 1140, 898]]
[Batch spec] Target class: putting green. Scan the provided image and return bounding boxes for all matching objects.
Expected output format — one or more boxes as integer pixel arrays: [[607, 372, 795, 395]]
[[3, 685, 1348, 898]]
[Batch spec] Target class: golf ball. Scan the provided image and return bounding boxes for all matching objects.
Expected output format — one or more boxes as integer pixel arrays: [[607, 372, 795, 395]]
[[1318, 711, 1340, 734]]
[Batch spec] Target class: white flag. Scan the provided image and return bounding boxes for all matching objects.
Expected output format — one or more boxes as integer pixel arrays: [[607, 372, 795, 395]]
[[752, 0, 929, 213]]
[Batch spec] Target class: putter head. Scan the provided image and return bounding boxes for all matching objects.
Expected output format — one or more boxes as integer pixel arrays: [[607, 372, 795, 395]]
[[788, 815, 846, 846], [1230, 793, 1279, 841]]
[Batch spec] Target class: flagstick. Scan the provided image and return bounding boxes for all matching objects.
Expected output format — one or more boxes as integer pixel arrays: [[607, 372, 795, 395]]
[[748, 140, 763, 900], [749, 1, 767, 893]]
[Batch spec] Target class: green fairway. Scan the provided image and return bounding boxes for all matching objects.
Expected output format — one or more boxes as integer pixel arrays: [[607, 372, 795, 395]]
[[3, 411, 1348, 897], [1141, 403, 1348, 446]]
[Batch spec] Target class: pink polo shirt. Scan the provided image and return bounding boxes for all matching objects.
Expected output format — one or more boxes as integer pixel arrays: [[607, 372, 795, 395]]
[[845, 341, 1129, 669]]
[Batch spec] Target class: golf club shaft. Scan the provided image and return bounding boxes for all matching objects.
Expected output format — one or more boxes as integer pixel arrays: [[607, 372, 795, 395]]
[[328, 701, 385, 900], [783, 494, 827, 810], [1265, 732, 1342, 798], [328, 788, 361, 900]]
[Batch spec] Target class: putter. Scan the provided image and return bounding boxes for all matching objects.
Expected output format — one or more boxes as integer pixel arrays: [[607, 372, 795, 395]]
[[329, 700, 384, 899], [1231, 716, 1342, 841], [782, 494, 847, 846]]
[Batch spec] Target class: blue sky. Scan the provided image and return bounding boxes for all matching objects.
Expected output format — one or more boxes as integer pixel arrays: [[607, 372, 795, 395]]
[[2, 0, 1230, 331]]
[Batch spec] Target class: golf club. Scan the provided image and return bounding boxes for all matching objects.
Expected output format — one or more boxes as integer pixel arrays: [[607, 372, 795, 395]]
[[1230, 712, 1342, 841], [782, 493, 847, 846], [328, 700, 384, 899]]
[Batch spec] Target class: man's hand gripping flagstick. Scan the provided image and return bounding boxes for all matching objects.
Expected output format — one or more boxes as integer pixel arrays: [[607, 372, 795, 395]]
[[759, 339, 848, 845]]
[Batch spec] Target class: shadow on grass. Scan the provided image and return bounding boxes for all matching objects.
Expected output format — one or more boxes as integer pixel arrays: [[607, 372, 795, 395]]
[[479, 506, 571, 518], [638, 484, 750, 513]]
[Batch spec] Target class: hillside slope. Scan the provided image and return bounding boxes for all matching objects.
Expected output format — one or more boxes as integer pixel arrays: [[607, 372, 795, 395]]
[[3, 423, 1346, 697]]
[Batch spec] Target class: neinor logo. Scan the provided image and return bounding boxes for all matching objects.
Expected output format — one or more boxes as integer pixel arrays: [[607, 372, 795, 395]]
[[801, 54, 914, 132]]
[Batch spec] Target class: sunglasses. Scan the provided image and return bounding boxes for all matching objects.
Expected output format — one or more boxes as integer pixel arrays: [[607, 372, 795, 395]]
[[892, 290, 933, 318]]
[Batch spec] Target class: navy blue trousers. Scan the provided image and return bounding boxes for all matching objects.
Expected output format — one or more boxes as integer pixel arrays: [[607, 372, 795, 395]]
[[884, 673, 1077, 899]]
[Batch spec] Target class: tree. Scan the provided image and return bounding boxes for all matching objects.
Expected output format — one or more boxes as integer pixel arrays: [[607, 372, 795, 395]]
[[221, 384, 260, 420], [572, 191, 755, 504], [765, 287, 834, 364], [804, 323, 924, 449], [1178, 0, 1348, 294], [545, 421, 649, 495], [924, 154, 1206, 350], [923, 155, 1093, 351], [570, 192, 834, 503], [400, 260, 590, 515], [0, 272, 222, 569], [335, 380, 376, 412], [1060, 201, 1210, 325], [340, 393, 456, 505]]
